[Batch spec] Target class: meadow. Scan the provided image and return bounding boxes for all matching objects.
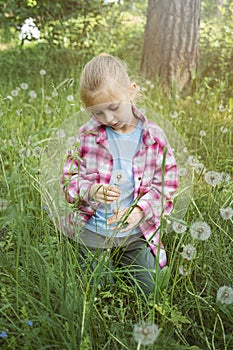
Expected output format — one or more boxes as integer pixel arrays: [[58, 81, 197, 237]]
[[0, 5, 233, 350]]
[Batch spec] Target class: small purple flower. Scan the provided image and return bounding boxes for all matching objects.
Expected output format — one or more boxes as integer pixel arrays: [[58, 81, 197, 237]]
[[27, 320, 33, 326], [0, 331, 7, 338]]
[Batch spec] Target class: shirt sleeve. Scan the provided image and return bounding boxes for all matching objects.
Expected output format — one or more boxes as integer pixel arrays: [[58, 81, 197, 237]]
[[136, 137, 178, 224], [61, 140, 98, 209]]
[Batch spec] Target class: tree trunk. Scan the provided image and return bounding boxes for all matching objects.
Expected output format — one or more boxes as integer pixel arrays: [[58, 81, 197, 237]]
[[141, 0, 201, 92]]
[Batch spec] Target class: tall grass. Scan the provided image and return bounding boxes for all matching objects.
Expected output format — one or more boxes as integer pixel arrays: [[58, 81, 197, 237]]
[[0, 43, 232, 350]]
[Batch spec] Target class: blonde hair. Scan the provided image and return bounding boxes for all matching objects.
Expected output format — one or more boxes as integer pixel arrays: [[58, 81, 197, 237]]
[[80, 53, 131, 107]]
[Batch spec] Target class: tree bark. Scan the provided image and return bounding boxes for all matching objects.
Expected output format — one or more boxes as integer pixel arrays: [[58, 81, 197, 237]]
[[141, 0, 201, 92]]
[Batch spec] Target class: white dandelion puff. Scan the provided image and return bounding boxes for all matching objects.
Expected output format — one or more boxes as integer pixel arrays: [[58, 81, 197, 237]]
[[32, 146, 42, 158], [11, 89, 19, 96], [220, 126, 228, 133], [216, 286, 233, 305], [219, 207, 233, 220], [55, 128, 66, 138], [178, 167, 187, 177], [194, 163, 206, 175], [67, 95, 74, 102], [220, 172, 231, 182], [133, 322, 159, 346], [40, 69, 46, 76], [218, 104, 225, 112], [170, 111, 179, 119], [52, 91, 58, 97], [179, 265, 191, 276], [204, 171, 222, 187], [180, 244, 196, 261], [190, 221, 211, 241], [188, 155, 199, 167], [20, 82, 29, 90], [200, 130, 206, 137], [28, 90, 37, 99], [172, 221, 187, 233]]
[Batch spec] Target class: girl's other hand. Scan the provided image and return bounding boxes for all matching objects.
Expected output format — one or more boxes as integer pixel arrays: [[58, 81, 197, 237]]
[[107, 206, 144, 232], [89, 183, 121, 204]]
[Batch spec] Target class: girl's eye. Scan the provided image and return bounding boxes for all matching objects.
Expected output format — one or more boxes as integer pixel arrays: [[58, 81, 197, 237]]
[[94, 111, 104, 116], [109, 104, 120, 111]]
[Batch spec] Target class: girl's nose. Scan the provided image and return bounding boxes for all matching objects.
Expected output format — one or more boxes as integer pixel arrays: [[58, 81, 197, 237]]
[[104, 111, 114, 123]]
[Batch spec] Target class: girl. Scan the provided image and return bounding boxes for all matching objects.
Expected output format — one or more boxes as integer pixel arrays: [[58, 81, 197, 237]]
[[62, 54, 178, 294]]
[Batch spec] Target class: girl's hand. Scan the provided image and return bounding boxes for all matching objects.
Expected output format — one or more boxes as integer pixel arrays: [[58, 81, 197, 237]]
[[89, 183, 121, 204], [107, 206, 144, 232]]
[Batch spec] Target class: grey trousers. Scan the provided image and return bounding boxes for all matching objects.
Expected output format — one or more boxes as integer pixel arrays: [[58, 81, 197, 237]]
[[78, 230, 160, 295]]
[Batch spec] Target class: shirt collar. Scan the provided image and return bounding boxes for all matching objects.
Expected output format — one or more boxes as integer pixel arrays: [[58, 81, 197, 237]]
[[82, 105, 156, 146]]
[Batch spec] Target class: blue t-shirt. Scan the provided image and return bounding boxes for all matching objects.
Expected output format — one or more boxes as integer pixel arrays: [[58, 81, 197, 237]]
[[85, 120, 143, 237]]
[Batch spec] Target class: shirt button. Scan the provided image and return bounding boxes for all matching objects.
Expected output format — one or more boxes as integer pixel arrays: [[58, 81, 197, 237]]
[[138, 177, 142, 181], [117, 174, 122, 180]]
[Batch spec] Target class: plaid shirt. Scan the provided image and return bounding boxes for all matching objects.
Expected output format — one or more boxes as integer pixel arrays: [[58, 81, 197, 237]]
[[62, 107, 178, 267]]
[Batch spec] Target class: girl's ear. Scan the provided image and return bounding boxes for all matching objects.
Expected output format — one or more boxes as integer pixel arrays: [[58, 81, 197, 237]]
[[129, 82, 137, 101]]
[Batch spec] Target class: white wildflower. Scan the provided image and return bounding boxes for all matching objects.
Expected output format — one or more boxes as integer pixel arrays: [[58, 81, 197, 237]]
[[19, 17, 40, 41], [11, 89, 19, 96]]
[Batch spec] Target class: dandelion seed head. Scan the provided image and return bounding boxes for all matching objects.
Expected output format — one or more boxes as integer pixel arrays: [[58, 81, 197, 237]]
[[220, 126, 228, 133], [194, 163, 206, 175], [218, 104, 225, 112], [188, 155, 199, 167], [40, 69, 46, 76], [28, 90, 37, 99], [200, 130, 206, 137], [67, 95, 74, 102], [204, 171, 221, 187], [170, 111, 179, 119], [180, 244, 196, 261], [220, 172, 231, 182], [20, 83, 29, 90], [133, 322, 159, 345], [196, 99, 201, 105], [172, 221, 187, 233], [219, 207, 233, 220], [190, 221, 211, 241], [179, 265, 191, 276], [217, 286, 233, 305], [52, 90, 58, 97], [178, 167, 187, 177], [11, 89, 19, 96]]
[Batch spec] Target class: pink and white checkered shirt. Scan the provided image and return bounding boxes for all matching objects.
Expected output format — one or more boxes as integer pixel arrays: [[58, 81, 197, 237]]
[[61, 106, 178, 268]]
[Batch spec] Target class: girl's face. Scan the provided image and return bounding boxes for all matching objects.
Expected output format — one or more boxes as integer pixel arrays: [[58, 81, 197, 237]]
[[87, 83, 137, 134]]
